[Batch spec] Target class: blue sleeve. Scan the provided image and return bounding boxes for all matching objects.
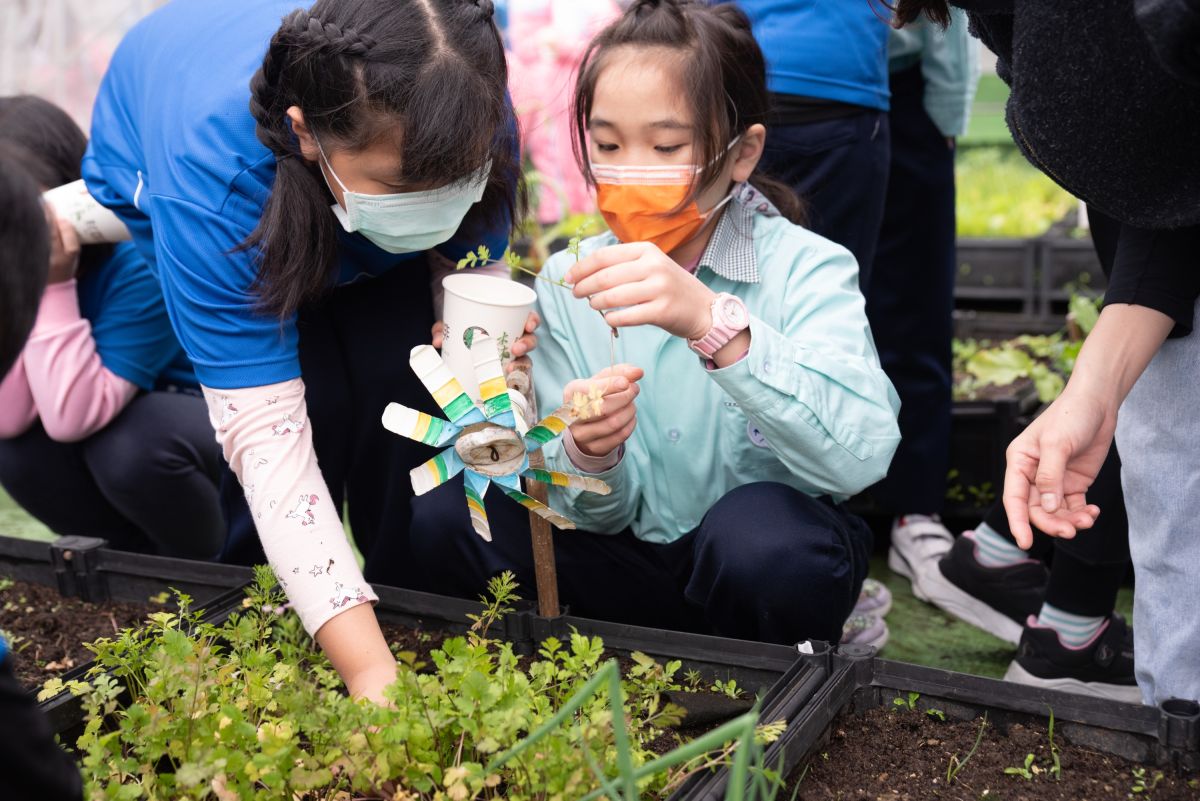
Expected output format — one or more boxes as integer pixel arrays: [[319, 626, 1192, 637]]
[[149, 193, 300, 390], [84, 243, 187, 391]]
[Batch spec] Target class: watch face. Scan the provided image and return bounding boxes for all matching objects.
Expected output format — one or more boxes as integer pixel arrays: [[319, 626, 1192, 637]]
[[720, 296, 749, 327]]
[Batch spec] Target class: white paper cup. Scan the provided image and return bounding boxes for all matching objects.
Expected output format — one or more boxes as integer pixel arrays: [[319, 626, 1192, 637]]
[[42, 180, 131, 244], [441, 273, 537, 400]]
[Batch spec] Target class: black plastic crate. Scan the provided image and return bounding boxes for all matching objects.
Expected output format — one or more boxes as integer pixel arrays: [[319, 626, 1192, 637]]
[[1038, 234, 1106, 317], [746, 645, 1199, 794], [944, 381, 1041, 523], [955, 238, 1038, 315]]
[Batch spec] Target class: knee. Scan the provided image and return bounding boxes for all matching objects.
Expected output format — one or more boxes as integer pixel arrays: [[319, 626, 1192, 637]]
[[0, 427, 55, 494], [700, 484, 861, 639]]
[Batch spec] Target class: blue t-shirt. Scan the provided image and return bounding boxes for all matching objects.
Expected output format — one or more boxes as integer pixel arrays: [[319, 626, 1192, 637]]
[[82, 0, 509, 390], [730, 0, 891, 111], [79, 242, 195, 390]]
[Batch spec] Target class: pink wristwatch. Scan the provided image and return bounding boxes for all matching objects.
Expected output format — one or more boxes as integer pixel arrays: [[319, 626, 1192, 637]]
[[688, 293, 750, 359]]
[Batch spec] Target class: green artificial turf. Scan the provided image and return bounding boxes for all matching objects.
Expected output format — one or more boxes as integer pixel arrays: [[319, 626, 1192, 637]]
[[869, 552, 1134, 678], [0, 486, 54, 542]]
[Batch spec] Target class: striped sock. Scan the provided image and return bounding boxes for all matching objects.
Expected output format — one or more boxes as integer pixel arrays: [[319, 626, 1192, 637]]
[[968, 523, 1028, 568], [1035, 603, 1106, 648]]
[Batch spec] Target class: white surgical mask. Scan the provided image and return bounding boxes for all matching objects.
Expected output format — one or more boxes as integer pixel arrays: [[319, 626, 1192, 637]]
[[316, 135, 488, 254]]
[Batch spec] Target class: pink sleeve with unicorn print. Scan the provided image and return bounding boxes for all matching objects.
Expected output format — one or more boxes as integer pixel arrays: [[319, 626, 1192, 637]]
[[201, 379, 378, 636]]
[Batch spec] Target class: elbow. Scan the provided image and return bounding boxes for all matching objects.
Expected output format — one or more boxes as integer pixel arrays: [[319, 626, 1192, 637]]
[[827, 424, 901, 498]]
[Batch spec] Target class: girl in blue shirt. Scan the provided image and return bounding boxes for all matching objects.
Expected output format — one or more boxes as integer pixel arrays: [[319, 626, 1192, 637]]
[[0, 95, 222, 560], [411, 0, 901, 645], [82, 0, 528, 702]]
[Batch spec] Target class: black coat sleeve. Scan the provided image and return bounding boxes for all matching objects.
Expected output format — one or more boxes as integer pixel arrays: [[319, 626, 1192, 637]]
[[1091, 209, 1200, 337]]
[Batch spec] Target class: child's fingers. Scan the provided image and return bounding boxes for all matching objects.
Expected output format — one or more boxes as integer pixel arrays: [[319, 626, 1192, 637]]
[[510, 331, 537, 357], [524, 311, 541, 334], [572, 258, 646, 299], [592, 363, 644, 383], [565, 243, 649, 286], [577, 415, 638, 457], [572, 403, 637, 445], [563, 375, 630, 403], [588, 280, 655, 314], [430, 321, 444, 349], [56, 216, 80, 257]]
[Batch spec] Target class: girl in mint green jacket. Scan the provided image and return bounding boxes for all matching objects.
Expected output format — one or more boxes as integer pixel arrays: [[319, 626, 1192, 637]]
[[411, 0, 899, 645]]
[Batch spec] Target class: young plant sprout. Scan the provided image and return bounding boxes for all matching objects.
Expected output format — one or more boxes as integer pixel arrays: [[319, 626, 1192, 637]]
[[455, 223, 619, 422]]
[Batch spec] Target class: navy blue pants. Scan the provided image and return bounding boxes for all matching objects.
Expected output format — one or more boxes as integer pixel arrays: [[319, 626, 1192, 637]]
[[0, 392, 224, 558], [863, 65, 957, 515], [218, 258, 441, 587], [758, 107, 890, 288], [409, 481, 872, 645]]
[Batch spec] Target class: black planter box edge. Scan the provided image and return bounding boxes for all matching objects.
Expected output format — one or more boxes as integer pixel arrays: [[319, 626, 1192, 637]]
[[741, 645, 1200, 797]]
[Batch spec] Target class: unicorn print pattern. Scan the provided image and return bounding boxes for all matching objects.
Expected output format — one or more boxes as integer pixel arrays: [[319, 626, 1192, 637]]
[[286, 494, 318, 526]]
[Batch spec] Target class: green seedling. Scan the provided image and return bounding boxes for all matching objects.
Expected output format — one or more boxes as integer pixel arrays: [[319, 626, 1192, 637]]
[[713, 678, 745, 700], [1005, 752, 1037, 780], [946, 713, 988, 785], [1047, 706, 1062, 781], [893, 691, 920, 711], [1131, 766, 1164, 795], [0, 576, 13, 592], [926, 708, 947, 722]]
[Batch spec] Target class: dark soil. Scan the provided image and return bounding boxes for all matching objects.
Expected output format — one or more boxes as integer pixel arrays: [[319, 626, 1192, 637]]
[[0, 578, 156, 689], [792, 705, 1200, 801]]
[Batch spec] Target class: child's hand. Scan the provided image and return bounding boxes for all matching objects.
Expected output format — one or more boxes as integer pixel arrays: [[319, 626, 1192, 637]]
[[566, 243, 715, 341], [563, 364, 644, 457], [430, 311, 541, 375], [46, 212, 80, 285]]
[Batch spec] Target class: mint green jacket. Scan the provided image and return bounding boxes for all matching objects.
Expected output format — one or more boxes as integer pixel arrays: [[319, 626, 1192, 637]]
[[533, 187, 901, 544]]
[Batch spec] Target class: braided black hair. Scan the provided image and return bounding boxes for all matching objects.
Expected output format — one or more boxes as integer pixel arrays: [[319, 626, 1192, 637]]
[[244, 0, 522, 318]]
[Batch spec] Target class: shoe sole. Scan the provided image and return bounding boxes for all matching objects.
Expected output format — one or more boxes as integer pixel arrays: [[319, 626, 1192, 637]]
[[1003, 661, 1144, 704], [917, 564, 1023, 645], [843, 627, 889, 653]]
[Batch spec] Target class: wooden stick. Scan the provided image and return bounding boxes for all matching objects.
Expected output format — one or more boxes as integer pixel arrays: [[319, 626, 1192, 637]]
[[525, 449, 561, 618], [510, 366, 561, 618]]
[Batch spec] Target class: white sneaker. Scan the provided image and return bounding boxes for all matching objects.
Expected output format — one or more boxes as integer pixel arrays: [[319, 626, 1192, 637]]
[[886, 514, 954, 602]]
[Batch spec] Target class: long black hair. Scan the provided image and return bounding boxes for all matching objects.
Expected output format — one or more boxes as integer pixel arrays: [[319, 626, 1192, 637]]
[[244, 0, 523, 317], [0, 94, 112, 278], [571, 0, 805, 225], [0, 149, 49, 375]]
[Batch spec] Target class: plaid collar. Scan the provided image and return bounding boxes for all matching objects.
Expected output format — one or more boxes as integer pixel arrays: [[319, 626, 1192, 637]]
[[697, 182, 779, 284]]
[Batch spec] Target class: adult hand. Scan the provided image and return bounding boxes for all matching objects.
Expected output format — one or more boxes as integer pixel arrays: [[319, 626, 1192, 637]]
[[1002, 302, 1174, 549], [46, 212, 80, 284], [567, 243, 715, 340], [563, 363, 644, 457], [1002, 385, 1111, 549], [431, 310, 540, 375]]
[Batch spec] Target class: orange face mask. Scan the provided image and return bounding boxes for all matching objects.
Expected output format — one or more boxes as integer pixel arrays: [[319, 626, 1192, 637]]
[[593, 163, 734, 254]]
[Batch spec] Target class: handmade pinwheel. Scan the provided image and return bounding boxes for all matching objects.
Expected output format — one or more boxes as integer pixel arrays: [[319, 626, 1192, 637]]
[[382, 335, 610, 541]]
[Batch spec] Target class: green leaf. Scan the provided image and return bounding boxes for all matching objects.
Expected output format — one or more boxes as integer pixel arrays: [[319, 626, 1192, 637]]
[[965, 346, 1036, 388], [1069, 293, 1101, 335], [1030, 363, 1066, 403]]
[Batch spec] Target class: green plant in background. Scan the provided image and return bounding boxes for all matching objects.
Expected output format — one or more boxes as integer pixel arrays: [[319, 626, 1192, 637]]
[[925, 708, 947, 722], [952, 295, 1102, 405], [892, 691, 920, 712], [54, 567, 784, 800], [955, 147, 1075, 238]]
